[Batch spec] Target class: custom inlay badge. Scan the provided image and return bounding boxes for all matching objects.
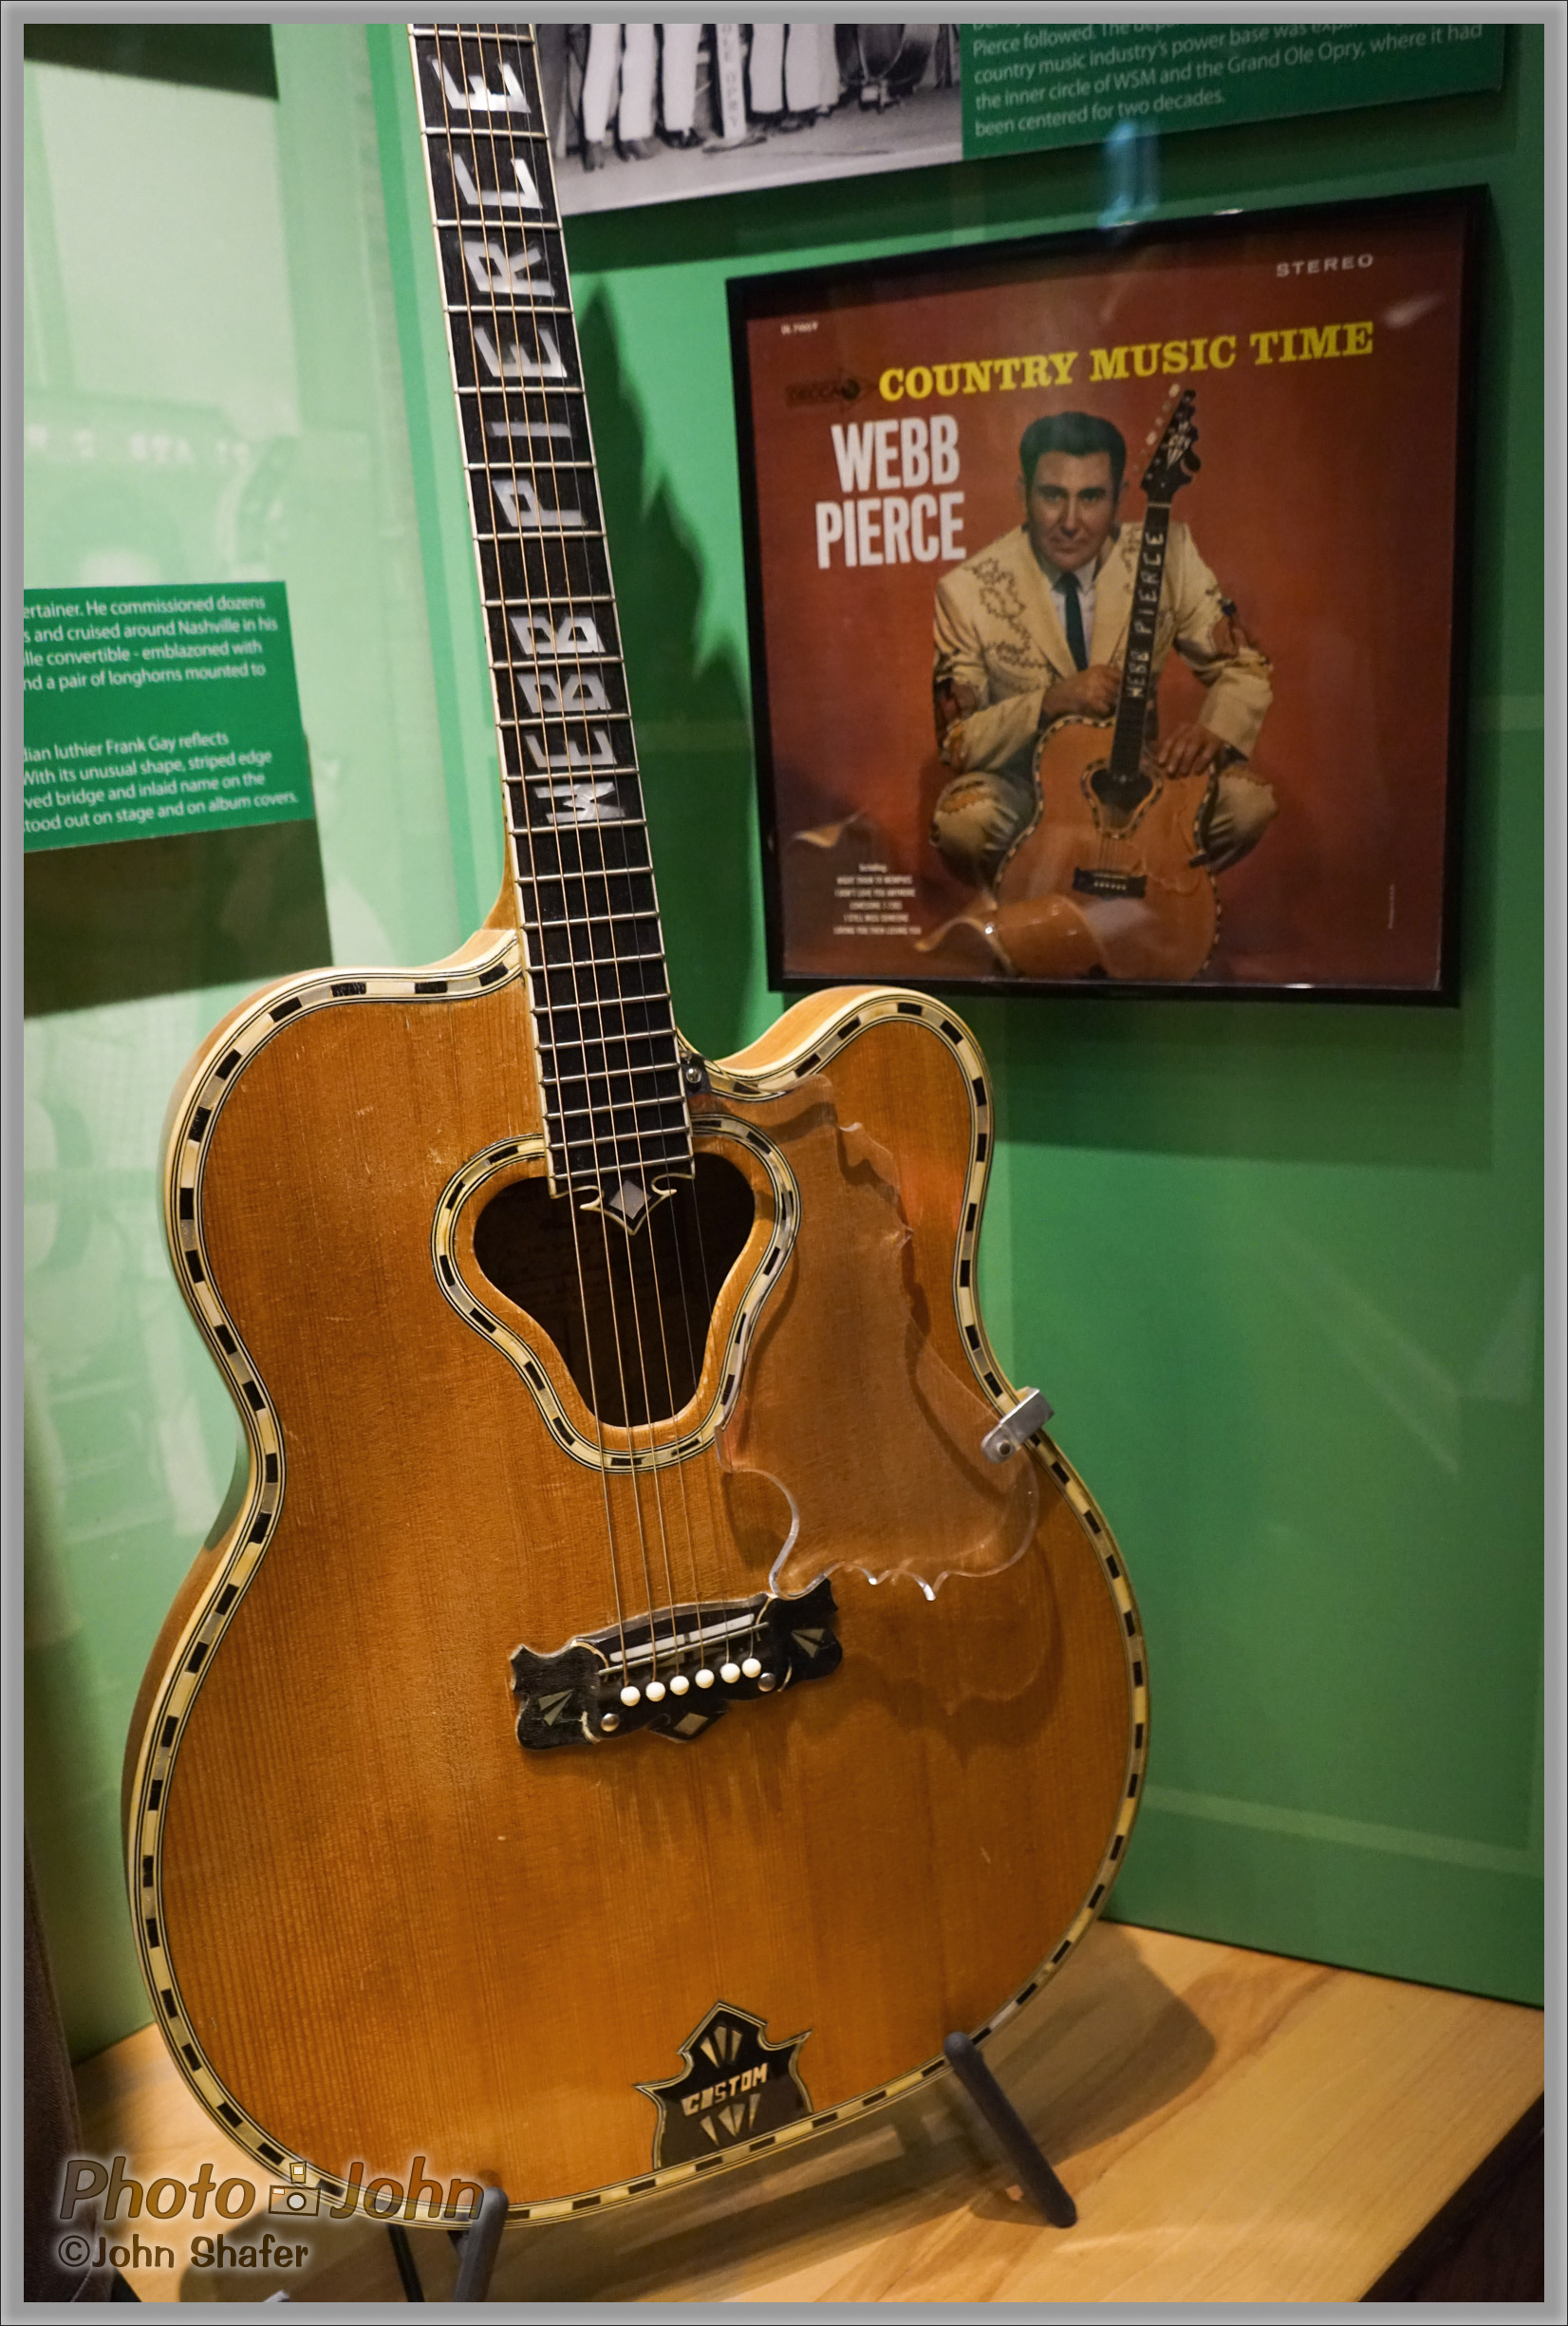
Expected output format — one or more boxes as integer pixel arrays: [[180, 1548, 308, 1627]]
[[638, 2001, 811, 2167]]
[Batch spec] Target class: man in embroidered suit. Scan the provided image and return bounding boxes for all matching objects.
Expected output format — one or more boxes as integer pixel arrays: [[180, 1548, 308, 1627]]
[[930, 410, 1277, 891]]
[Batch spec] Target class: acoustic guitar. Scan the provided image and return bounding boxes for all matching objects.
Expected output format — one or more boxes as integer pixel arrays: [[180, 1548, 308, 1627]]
[[123, 24, 1146, 2226], [949, 388, 1218, 983]]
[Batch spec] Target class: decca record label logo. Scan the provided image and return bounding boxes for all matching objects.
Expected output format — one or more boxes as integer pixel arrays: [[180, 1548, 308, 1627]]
[[638, 1999, 812, 2167], [786, 373, 863, 408]]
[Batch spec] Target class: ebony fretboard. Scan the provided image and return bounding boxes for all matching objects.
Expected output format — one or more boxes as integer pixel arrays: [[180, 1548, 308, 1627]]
[[411, 24, 688, 1210]]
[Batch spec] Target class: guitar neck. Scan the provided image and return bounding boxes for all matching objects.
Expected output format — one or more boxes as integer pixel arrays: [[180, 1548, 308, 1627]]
[[1108, 501, 1173, 780], [409, 23, 689, 1205]]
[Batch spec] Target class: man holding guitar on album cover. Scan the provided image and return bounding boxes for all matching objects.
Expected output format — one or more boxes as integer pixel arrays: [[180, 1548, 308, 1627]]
[[929, 410, 1277, 896]]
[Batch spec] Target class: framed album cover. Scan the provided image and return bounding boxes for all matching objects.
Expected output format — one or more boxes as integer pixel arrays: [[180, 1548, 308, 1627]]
[[728, 188, 1483, 1001]]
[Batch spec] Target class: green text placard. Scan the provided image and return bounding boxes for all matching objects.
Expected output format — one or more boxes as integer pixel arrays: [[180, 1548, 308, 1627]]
[[23, 582, 315, 851], [961, 23, 1504, 159]]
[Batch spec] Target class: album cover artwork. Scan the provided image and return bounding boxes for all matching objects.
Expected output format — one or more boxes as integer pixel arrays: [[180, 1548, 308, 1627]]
[[729, 190, 1480, 999]]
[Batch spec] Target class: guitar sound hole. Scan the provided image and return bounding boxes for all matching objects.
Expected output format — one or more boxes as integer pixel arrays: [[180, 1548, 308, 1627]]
[[1089, 760, 1153, 825], [473, 1155, 756, 1429]]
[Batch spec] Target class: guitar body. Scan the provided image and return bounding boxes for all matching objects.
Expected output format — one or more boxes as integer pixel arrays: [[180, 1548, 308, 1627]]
[[125, 938, 1144, 2219], [985, 715, 1219, 982]]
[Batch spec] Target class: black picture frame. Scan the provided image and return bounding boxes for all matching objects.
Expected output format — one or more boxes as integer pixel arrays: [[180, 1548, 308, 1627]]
[[727, 185, 1484, 1004]]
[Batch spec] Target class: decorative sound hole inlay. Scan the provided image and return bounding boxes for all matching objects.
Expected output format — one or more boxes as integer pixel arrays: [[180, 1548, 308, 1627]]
[[473, 1150, 755, 1428], [432, 1114, 798, 1471]]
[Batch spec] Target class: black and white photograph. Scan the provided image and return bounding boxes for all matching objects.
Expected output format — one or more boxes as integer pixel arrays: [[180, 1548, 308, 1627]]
[[534, 23, 961, 215]]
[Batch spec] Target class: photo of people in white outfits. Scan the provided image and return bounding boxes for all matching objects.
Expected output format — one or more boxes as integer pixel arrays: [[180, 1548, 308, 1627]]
[[535, 25, 961, 215]]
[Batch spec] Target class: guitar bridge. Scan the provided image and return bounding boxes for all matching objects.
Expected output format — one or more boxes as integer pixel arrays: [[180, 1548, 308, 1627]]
[[1072, 868, 1148, 899], [511, 1578, 842, 1750]]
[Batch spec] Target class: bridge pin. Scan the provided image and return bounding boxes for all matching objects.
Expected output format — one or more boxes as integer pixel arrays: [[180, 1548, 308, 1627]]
[[740, 1656, 761, 1679], [757, 1673, 777, 1693], [645, 1679, 666, 1702], [669, 1673, 690, 1696], [619, 1683, 642, 1707], [719, 1660, 740, 1684], [599, 1712, 621, 1733], [694, 1668, 716, 1690]]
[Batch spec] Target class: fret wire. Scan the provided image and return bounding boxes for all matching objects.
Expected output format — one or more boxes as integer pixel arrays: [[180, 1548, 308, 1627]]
[[530, 989, 676, 1010], [521, 914, 664, 931], [463, 456, 595, 472], [422, 125, 556, 148], [539, 1065, 679, 1079], [456, 382, 588, 398], [518, 867, 653, 883], [532, 997, 675, 1014], [537, 1027, 669, 1046], [505, 769, 644, 790], [501, 706, 634, 724], [548, 1097, 685, 1115], [542, 1064, 681, 1086], [445, 299, 574, 321], [536, 1031, 677, 1046], [421, 142, 559, 162], [500, 657, 623, 671], [546, 1097, 688, 1116], [545, 1064, 682, 1080], [541, 1033, 679, 1051], [487, 600, 617, 621], [505, 818, 649, 835]]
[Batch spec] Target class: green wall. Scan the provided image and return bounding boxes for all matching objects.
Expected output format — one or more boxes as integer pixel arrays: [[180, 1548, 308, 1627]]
[[24, 28, 1542, 2062], [21, 28, 469, 2057]]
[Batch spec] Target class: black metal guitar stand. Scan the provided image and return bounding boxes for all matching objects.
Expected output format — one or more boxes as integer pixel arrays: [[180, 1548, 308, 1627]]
[[374, 2040, 1067, 2304], [943, 2033, 1077, 2227], [386, 2186, 509, 2303]]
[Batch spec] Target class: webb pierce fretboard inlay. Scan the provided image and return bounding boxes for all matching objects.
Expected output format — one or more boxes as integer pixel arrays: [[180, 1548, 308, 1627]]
[[414, 24, 689, 1210]]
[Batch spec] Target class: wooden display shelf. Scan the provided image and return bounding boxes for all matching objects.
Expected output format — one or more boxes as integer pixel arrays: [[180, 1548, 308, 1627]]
[[73, 1921, 1542, 2305]]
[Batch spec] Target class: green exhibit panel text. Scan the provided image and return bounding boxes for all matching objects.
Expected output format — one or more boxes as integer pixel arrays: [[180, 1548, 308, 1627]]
[[961, 23, 1505, 160], [23, 582, 314, 852]]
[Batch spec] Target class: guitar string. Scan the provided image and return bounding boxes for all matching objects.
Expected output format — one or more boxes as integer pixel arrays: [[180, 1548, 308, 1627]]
[[513, 16, 737, 1694], [649, 1115, 729, 1680], [502, 26, 717, 1694], [504, 31, 707, 1693], [430, 24, 635, 1689], [500, 30, 695, 1687], [674, 1126, 748, 1677], [438, 29, 752, 1705], [462, 23, 663, 1687], [468, 26, 680, 1689]]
